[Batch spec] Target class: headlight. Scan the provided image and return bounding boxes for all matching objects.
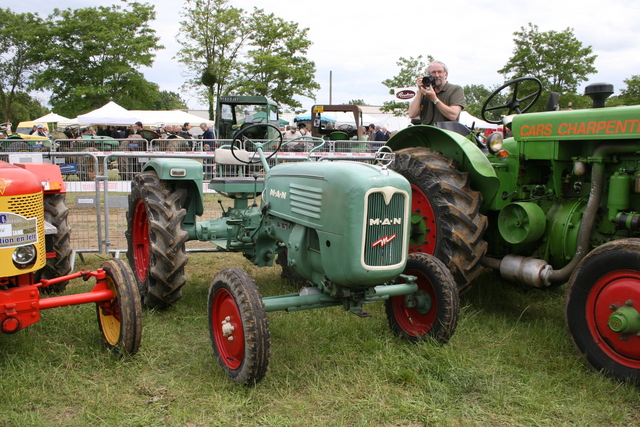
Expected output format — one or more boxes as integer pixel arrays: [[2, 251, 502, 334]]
[[13, 245, 37, 267], [486, 132, 504, 154]]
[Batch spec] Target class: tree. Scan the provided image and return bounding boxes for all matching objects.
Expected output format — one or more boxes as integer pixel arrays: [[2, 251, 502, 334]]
[[233, 8, 319, 110], [154, 91, 188, 110], [6, 92, 47, 131], [348, 99, 366, 105], [0, 9, 45, 124], [499, 23, 597, 95], [607, 75, 640, 107], [463, 84, 493, 118], [380, 55, 432, 116], [33, 2, 162, 117], [177, 0, 250, 119]]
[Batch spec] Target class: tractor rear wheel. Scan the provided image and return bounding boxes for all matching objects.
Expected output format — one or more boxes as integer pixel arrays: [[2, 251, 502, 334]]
[[565, 239, 640, 385], [386, 252, 459, 343], [391, 147, 488, 293], [208, 267, 270, 385], [96, 258, 142, 356], [36, 193, 73, 294], [125, 171, 189, 309]]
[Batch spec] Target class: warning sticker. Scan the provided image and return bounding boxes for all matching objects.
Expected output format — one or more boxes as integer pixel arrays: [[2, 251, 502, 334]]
[[0, 212, 39, 248]]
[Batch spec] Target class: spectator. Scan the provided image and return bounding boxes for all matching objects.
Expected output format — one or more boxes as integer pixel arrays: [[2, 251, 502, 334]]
[[408, 60, 466, 125], [179, 122, 192, 139], [135, 121, 144, 134], [97, 125, 109, 136], [200, 123, 214, 141], [366, 124, 378, 141], [29, 125, 37, 135], [35, 124, 47, 138], [376, 126, 390, 141], [297, 122, 309, 136]]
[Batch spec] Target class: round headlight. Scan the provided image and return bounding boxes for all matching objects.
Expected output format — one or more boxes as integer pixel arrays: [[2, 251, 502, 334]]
[[13, 245, 37, 267], [486, 132, 504, 154]]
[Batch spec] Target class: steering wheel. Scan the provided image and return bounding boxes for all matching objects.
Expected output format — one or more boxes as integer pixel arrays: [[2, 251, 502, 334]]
[[230, 123, 283, 164], [481, 77, 542, 124]]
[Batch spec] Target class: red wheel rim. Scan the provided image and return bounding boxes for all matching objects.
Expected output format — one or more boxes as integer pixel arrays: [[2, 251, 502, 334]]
[[409, 184, 437, 254], [390, 266, 437, 337], [586, 270, 640, 367], [132, 199, 150, 282], [212, 288, 245, 370]]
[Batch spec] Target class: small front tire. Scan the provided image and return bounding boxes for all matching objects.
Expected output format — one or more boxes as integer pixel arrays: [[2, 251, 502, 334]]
[[208, 268, 270, 385], [96, 258, 143, 356], [386, 252, 459, 344]]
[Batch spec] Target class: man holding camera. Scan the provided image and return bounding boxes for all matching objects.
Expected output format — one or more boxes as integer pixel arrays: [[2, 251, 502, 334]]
[[408, 60, 466, 125]]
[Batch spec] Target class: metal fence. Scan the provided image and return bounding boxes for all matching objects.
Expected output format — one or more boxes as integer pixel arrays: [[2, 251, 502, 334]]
[[1, 141, 379, 267]]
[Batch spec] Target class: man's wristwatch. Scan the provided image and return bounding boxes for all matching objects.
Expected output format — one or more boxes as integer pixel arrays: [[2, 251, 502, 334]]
[[433, 99, 440, 105]]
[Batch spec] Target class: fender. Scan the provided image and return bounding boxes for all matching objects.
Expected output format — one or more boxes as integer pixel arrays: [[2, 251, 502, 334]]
[[142, 158, 204, 217], [387, 125, 500, 209]]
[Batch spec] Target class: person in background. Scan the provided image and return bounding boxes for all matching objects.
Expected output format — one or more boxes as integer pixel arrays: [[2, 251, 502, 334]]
[[408, 60, 466, 125], [200, 123, 214, 141]]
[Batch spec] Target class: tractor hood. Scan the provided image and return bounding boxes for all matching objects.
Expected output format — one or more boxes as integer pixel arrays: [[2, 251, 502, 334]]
[[512, 105, 640, 142]]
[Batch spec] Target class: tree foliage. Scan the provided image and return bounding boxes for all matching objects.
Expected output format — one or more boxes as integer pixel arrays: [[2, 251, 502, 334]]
[[233, 8, 319, 110], [0, 8, 45, 123], [499, 23, 597, 94], [33, 2, 162, 117], [380, 55, 432, 116], [607, 75, 640, 107], [463, 84, 493, 118], [177, 1, 319, 118], [177, 0, 249, 119]]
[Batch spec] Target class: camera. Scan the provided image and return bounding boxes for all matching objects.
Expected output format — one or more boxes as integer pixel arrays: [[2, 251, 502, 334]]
[[421, 75, 437, 88]]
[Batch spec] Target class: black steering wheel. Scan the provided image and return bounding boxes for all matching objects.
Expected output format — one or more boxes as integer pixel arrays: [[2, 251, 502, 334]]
[[481, 77, 542, 124], [230, 123, 283, 164]]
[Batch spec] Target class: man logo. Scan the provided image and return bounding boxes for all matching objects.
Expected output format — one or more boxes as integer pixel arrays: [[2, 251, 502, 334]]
[[372, 234, 397, 248], [369, 218, 401, 226]]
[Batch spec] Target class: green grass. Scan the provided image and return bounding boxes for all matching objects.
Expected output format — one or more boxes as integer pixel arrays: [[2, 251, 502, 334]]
[[1, 253, 638, 426]]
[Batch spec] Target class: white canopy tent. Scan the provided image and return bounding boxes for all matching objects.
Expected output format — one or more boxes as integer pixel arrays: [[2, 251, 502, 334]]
[[76, 101, 143, 126], [130, 110, 214, 129], [33, 112, 70, 123]]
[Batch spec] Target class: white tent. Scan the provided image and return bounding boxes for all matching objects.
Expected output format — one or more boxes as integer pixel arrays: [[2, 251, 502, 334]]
[[33, 112, 70, 123], [76, 101, 143, 126], [130, 110, 214, 128]]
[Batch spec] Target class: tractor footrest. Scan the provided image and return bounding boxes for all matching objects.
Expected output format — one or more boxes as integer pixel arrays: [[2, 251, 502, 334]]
[[350, 308, 372, 318]]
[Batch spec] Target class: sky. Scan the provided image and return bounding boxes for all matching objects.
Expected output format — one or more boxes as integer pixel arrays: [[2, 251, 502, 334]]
[[11, 0, 640, 111]]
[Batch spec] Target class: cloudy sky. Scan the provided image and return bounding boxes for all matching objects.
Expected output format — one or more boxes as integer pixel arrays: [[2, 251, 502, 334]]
[[12, 0, 640, 111]]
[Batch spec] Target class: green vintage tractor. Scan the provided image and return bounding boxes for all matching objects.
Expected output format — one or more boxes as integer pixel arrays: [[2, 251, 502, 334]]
[[125, 125, 459, 385], [386, 77, 640, 384]]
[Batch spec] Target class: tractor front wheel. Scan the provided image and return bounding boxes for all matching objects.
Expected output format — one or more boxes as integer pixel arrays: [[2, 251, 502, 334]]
[[96, 258, 142, 356], [386, 252, 459, 343], [125, 171, 189, 309], [208, 267, 270, 385], [565, 239, 640, 385], [391, 147, 488, 293]]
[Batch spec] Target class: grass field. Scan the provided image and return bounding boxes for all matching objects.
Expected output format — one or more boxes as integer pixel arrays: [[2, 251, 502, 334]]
[[0, 252, 638, 426]]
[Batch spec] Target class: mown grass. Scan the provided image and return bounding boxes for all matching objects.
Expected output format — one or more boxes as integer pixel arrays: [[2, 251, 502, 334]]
[[0, 252, 638, 426]]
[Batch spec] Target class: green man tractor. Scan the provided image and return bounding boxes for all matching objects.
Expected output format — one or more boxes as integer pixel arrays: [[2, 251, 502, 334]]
[[125, 127, 459, 385], [386, 77, 640, 385]]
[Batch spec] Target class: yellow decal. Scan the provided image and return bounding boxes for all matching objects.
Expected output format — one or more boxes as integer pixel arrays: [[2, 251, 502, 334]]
[[0, 178, 10, 195]]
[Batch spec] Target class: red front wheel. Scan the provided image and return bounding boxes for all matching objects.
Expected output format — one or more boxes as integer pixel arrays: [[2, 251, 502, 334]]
[[208, 268, 270, 385], [565, 239, 640, 385], [386, 252, 459, 344]]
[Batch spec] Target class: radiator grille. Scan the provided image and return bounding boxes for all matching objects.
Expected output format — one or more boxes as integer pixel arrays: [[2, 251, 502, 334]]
[[363, 191, 406, 267]]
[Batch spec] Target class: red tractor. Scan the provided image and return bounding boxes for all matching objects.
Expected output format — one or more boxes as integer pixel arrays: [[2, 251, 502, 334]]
[[0, 160, 141, 355]]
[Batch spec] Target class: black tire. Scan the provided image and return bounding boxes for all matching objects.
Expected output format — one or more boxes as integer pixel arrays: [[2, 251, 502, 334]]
[[391, 147, 488, 293], [96, 258, 143, 356], [208, 267, 270, 385], [36, 193, 73, 294], [386, 252, 459, 343], [125, 171, 189, 309], [565, 239, 640, 385]]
